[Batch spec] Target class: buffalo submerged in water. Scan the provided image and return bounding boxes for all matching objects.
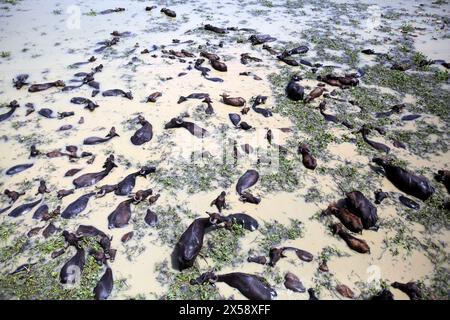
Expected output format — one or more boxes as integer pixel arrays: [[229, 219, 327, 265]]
[[372, 158, 435, 201]]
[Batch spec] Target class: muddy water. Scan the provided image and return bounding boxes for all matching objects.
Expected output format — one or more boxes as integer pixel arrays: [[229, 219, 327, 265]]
[[0, 0, 449, 300]]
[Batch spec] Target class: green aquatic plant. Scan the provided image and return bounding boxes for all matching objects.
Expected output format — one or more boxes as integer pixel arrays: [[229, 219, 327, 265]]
[[1, 0, 19, 5], [258, 219, 304, 251], [84, 9, 97, 16], [0, 255, 103, 300], [434, 69, 449, 82], [154, 205, 189, 246], [355, 279, 390, 300], [0, 222, 17, 243], [388, 123, 448, 156], [259, 0, 274, 7], [0, 237, 28, 264], [401, 191, 450, 232], [201, 223, 246, 270], [400, 23, 414, 34], [381, 218, 421, 256], [318, 245, 350, 262], [155, 261, 220, 300]]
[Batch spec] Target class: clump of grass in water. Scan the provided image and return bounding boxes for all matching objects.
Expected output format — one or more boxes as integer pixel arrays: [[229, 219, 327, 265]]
[[325, 162, 381, 195], [259, 0, 274, 7], [0, 237, 28, 264], [412, 52, 430, 71], [155, 261, 220, 300], [259, 153, 303, 192], [268, 69, 339, 154], [363, 64, 450, 120], [347, 86, 401, 116], [355, 279, 390, 300], [258, 219, 304, 252], [84, 9, 97, 16], [400, 23, 414, 34], [434, 69, 449, 82], [317, 245, 350, 263], [0, 222, 17, 243], [311, 267, 335, 297], [401, 191, 450, 232], [381, 217, 421, 256], [154, 205, 192, 246], [388, 123, 448, 156], [34, 236, 66, 255], [154, 153, 236, 193], [0, 230, 118, 299], [304, 186, 324, 203], [201, 223, 246, 270], [1, 0, 20, 5], [261, 265, 284, 285], [418, 238, 449, 299], [0, 255, 102, 300]]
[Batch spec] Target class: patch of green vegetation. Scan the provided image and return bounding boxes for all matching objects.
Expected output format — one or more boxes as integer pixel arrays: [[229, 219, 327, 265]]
[[381, 9, 402, 20], [420, 266, 449, 299], [248, 9, 269, 16], [363, 64, 450, 120], [34, 236, 65, 255], [326, 163, 381, 195], [1, 51, 11, 58], [259, 153, 302, 192], [155, 261, 219, 300], [434, 69, 449, 82], [304, 186, 323, 203], [1, 0, 19, 5], [0, 255, 102, 300], [343, 48, 360, 68], [52, 9, 62, 15], [400, 23, 414, 34], [412, 52, 429, 71], [388, 122, 448, 156], [305, 31, 349, 52], [401, 191, 450, 232], [364, 64, 419, 92], [355, 279, 390, 300], [202, 223, 246, 270], [259, 0, 273, 7], [15, 133, 52, 147], [154, 205, 190, 246], [258, 219, 303, 251], [382, 218, 421, 256], [0, 222, 17, 243], [312, 267, 334, 297], [0, 237, 28, 264], [84, 9, 97, 16], [432, 0, 448, 4], [261, 265, 284, 285], [154, 152, 236, 193], [268, 68, 339, 154], [15, 178, 33, 191], [317, 245, 350, 262], [419, 238, 449, 299]]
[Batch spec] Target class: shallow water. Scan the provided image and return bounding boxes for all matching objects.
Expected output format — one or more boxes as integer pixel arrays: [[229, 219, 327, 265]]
[[0, 0, 449, 300]]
